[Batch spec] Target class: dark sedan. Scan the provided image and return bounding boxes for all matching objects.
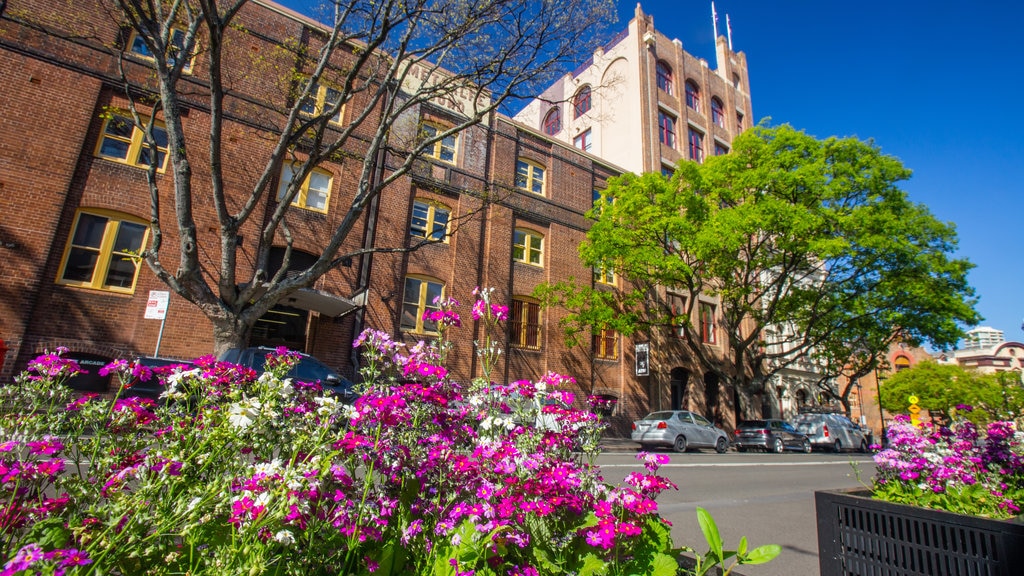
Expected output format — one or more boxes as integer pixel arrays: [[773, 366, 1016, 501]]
[[733, 419, 811, 453]]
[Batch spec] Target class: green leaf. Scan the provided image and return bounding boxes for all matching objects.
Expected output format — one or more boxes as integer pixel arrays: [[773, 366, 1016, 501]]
[[740, 544, 782, 565], [737, 536, 748, 556], [696, 507, 723, 560], [577, 553, 609, 576], [647, 552, 679, 576]]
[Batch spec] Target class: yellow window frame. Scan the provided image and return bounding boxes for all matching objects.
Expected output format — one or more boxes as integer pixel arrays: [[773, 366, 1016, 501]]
[[595, 265, 616, 286], [278, 164, 333, 214], [401, 275, 444, 334], [420, 122, 457, 164], [410, 199, 451, 242], [299, 79, 345, 125], [94, 112, 169, 172], [127, 28, 196, 74], [512, 228, 543, 267], [515, 159, 545, 195], [56, 208, 149, 294]]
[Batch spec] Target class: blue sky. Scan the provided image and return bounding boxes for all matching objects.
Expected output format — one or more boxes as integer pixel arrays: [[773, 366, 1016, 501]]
[[624, 0, 1024, 343]]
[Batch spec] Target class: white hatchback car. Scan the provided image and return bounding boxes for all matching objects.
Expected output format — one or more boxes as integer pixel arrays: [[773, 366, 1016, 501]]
[[793, 413, 870, 453], [631, 410, 731, 453]]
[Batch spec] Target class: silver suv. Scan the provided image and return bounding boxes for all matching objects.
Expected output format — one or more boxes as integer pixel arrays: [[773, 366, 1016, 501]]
[[793, 413, 870, 453]]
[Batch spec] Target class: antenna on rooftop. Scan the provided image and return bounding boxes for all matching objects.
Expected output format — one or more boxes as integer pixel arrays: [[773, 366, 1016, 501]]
[[712, 2, 719, 39], [727, 13, 733, 50]]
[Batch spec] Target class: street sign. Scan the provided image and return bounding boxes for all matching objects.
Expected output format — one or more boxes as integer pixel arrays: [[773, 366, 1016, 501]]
[[635, 342, 650, 376], [144, 290, 170, 320]]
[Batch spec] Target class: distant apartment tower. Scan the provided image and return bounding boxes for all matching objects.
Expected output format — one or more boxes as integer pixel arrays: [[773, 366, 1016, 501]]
[[961, 326, 1005, 351], [514, 3, 752, 175]]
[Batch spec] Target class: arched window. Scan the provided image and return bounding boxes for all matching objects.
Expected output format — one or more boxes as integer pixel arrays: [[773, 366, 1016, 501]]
[[410, 200, 451, 241], [894, 356, 911, 372], [543, 107, 561, 135], [656, 61, 673, 95], [711, 97, 725, 128], [420, 122, 457, 163], [685, 80, 701, 111], [573, 86, 592, 118]]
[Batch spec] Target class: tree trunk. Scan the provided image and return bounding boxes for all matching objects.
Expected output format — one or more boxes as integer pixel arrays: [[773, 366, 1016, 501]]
[[210, 314, 255, 359]]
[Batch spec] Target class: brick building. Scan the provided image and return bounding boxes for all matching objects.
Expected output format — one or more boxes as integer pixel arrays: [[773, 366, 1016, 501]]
[[0, 0, 671, 430]]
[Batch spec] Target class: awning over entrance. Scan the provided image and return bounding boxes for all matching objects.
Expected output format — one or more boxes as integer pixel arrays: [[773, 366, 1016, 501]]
[[242, 284, 364, 317]]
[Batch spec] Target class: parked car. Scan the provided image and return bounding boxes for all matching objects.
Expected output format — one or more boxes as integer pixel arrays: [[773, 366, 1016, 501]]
[[218, 347, 357, 402], [121, 357, 195, 404], [733, 419, 811, 453], [631, 410, 730, 453], [793, 413, 870, 453]]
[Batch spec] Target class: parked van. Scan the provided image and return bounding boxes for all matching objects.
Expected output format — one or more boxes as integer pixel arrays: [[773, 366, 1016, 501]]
[[793, 413, 870, 453]]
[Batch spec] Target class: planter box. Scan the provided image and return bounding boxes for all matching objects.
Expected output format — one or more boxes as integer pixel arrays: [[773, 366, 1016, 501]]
[[816, 488, 1024, 576]]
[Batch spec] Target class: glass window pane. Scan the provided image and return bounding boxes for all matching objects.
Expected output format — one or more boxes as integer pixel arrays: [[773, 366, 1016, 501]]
[[425, 281, 443, 307], [99, 138, 130, 160], [130, 35, 152, 57], [105, 116, 134, 139], [277, 165, 297, 201], [430, 209, 449, 240], [112, 222, 146, 253], [72, 214, 108, 248], [151, 126, 169, 148], [62, 248, 99, 282], [410, 202, 429, 237], [400, 303, 419, 330], [104, 257, 138, 288]]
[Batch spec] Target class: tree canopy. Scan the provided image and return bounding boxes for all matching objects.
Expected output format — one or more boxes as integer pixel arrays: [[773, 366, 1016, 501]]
[[879, 362, 1024, 425], [539, 124, 980, 411]]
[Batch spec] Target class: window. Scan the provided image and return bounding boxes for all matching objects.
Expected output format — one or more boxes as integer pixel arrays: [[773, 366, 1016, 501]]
[[543, 107, 561, 135], [515, 159, 545, 195], [714, 141, 729, 156], [277, 164, 332, 213], [658, 111, 676, 148], [593, 328, 618, 360], [668, 293, 687, 337], [661, 164, 675, 178], [688, 128, 705, 163], [58, 210, 148, 293], [401, 276, 444, 333], [410, 200, 450, 241], [699, 302, 716, 344], [513, 228, 543, 266], [656, 61, 673, 95], [732, 73, 741, 90], [685, 81, 701, 112], [573, 86, 592, 118], [594, 265, 616, 286], [736, 112, 745, 133], [711, 97, 725, 128], [128, 28, 194, 73], [420, 122, 457, 163], [573, 129, 592, 152], [894, 356, 911, 372], [95, 113, 168, 171], [510, 298, 542, 349], [299, 80, 343, 124]]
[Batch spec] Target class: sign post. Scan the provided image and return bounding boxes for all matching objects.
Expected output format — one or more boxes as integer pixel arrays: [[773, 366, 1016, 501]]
[[144, 290, 170, 357]]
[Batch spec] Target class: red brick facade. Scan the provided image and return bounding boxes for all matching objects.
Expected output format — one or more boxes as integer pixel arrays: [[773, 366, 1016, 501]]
[[0, 0, 662, 430]]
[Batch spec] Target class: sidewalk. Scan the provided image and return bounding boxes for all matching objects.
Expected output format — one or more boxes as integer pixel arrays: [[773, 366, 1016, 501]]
[[599, 436, 640, 452]]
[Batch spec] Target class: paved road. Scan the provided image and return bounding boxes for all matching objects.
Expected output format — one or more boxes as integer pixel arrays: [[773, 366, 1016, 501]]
[[595, 442, 876, 576]]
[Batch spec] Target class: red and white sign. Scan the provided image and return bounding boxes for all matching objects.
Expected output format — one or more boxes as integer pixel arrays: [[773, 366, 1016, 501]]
[[144, 290, 170, 320]]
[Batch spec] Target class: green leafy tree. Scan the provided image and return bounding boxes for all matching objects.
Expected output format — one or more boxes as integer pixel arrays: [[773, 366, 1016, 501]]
[[880, 361, 1024, 424], [539, 124, 980, 416], [17, 0, 614, 354]]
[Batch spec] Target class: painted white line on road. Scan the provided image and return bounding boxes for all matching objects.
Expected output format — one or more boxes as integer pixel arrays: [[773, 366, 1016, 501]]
[[597, 460, 865, 468]]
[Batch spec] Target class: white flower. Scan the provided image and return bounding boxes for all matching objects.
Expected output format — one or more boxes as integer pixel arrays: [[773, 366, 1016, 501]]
[[340, 403, 360, 421], [228, 399, 263, 429], [278, 378, 294, 397], [313, 395, 339, 417], [274, 530, 294, 546], [255, 492, 272, 507]]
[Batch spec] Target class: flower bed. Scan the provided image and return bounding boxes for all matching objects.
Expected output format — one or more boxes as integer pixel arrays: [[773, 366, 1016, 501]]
[[0, 289, 777, 575]]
